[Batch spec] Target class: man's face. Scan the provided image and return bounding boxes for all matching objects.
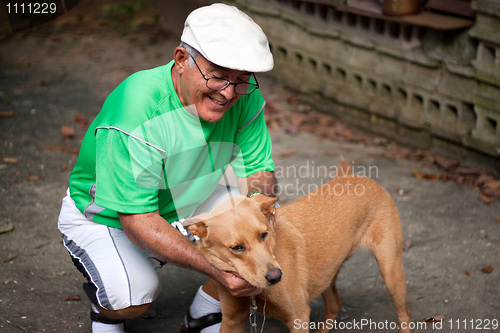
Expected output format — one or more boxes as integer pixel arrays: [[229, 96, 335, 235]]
[[173, 48, 252, 123]]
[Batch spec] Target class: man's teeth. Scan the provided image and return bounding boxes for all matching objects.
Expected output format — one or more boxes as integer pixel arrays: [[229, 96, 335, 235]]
[[210, 96, 226, 105]]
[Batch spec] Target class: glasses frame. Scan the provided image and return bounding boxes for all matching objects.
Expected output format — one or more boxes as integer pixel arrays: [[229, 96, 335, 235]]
[[189, 55, 259, 95]]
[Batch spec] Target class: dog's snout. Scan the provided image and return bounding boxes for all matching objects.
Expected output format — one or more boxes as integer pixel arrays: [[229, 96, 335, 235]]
[[265, 268, 282, 284]]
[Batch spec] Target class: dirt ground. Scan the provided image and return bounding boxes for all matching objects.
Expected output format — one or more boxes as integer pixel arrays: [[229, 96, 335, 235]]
[[1, 1, 499, 332]]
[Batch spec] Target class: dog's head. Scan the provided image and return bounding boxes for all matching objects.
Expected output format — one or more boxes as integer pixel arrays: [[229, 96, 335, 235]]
[[185, 194, 282, 288]]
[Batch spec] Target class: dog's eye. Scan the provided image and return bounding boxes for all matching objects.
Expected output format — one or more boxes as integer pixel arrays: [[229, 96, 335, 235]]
[[261, 232, 268, 241], [230, 245, 245, 252]]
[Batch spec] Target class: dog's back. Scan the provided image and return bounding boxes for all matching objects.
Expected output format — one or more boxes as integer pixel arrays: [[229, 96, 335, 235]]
[[272, 174, 403, 300]]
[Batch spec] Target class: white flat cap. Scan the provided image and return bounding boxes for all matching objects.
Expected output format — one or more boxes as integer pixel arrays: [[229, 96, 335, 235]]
[[181, 3, 274, 72]]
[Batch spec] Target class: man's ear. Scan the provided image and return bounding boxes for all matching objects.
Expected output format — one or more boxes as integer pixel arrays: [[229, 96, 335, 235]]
[[173, 46, 190, 74]]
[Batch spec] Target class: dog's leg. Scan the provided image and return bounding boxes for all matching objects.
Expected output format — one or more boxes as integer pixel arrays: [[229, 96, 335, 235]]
[[316, 273, 343, 333], [368, 222, 411, 333], [378, 253, 411, 333], [286, 304, 312, 333], [217, 288, 250, 333]]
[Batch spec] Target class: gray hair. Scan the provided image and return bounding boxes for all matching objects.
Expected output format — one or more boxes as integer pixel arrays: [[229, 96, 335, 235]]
[[180, 42, 200, 68]]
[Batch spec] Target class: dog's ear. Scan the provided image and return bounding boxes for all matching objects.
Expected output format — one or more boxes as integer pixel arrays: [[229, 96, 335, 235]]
[[250, 194, 279, 230], [187, 222, 207, 238], [183, 213, 209, 238]]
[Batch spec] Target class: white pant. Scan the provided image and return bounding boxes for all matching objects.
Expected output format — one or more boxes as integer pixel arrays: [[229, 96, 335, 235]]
[[58, 185, 239, 311]]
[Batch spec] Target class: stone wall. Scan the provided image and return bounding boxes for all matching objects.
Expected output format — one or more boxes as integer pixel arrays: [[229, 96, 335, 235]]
[[220, 0, 500, 163]]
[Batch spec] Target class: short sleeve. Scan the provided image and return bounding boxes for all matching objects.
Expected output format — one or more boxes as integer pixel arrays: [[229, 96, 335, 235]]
[[94, 128, 162, 214], [230, 91, 275, 177]]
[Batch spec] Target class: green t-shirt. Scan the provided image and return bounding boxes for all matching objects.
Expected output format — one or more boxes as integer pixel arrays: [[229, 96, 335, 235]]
[[69, 61, 274, 229]]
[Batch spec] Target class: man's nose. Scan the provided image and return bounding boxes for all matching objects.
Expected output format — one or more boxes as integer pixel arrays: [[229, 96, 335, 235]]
[[219, 83, 237, 100]]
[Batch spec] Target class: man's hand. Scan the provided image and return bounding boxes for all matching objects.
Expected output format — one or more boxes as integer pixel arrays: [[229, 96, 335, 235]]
[[217, 271, 262, 297], [237, 170, 277, 197]]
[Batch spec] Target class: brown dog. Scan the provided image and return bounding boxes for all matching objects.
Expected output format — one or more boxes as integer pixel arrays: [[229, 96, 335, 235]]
[[185, 161, 411, 332]]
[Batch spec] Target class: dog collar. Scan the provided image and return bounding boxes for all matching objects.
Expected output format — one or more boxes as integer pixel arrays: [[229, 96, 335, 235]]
[[247, 191, 277, 215], [247, 191, 262, 198]]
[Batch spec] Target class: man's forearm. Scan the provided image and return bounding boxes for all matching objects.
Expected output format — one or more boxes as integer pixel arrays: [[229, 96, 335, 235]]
[[119, 211, 257, 296], [238, 170, 277, 197], [119, 212, 221, 280]]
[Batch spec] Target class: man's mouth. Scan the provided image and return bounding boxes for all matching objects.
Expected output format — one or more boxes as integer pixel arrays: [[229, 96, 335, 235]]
[[208, 95, 228, 106]]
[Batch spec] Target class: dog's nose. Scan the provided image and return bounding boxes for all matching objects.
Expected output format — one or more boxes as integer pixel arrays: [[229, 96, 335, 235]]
[[265, 268, 282, 284]]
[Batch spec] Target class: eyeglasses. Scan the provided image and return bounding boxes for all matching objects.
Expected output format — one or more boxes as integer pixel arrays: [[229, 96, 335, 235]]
[[190, 55, 259, 95]]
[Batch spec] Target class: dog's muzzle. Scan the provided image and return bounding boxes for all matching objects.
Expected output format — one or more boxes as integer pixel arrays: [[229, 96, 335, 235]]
[[265, 268, 282, 285]]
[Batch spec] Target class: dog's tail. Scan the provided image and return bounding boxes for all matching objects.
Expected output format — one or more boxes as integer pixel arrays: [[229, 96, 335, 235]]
[[338, 158, 352, 177]]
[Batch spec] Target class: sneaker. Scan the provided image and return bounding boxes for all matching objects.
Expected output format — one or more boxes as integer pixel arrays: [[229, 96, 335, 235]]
[[180, 311, 222, 333]]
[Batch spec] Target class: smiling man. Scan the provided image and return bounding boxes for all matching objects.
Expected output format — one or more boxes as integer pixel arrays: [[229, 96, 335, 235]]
[[57, 3, 277, 333]]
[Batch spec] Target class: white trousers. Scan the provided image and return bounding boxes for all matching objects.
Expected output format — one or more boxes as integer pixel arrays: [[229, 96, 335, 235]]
[[58, 185, 239, 311]]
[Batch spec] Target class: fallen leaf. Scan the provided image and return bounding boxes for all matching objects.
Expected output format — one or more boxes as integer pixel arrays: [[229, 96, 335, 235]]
[[482, 266, 493, 274], [423, 315, 445, 323], [340, 128, 353, 139], [478, 192, 493, 205], [464, 271, 470, 276], [18, 58, 31, 68], [60, 163, 68, 172], [25, 175, 40, 182], [13, 324, 27, 332], [280, 149, 297, 158], [0, 111, 18, 118], [64, 295, 81, 301], [393, 147, 413, 159], [2, 157, 18, 164], [496, 216, 500, 223], [403, 239, 412, 251], [475, 173, 493, 186], [454, 175, 467, 185], [39, 145, 79, 154], [74, 114, 88, 128], [481, 180, 500, 197], [60, 126, 75, 140], [285, 113, 308, 135], [412, 170, 440, 181], [53, 271, 66, 276], [434, 155, 458, 171], [456, 167, 482, 176], [409, 149, 433, 162], [0, 222, 14, 234], [4, 253, 16, 262]]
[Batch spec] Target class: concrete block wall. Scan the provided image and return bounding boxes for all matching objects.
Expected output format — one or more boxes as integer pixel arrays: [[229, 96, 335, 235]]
[[220, 0, 500, 162]]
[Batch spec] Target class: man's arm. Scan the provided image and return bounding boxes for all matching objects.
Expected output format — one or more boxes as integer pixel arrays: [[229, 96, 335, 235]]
[[119, 211, 261, 297], [237, 170, 277, 197]]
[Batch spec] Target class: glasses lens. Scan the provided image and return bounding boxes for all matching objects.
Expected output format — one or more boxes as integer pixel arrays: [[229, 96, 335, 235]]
[[235, 83, 254, 95], [206, 78, 258, 95], [206, 78, 229, 90]]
